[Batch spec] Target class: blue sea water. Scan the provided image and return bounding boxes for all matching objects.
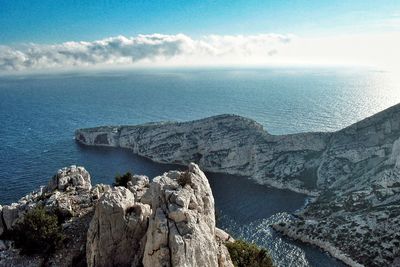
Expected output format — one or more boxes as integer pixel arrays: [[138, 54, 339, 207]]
[[1, 67, 399, 266]]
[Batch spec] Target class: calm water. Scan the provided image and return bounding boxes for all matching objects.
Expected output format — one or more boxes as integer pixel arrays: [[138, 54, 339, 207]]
[[1, 67, 399, 266]]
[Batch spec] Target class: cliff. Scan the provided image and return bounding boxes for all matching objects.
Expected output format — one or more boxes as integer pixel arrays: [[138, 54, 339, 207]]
[[0, 164, 234, 267], [75, 114, 331, 195], [75, 103, 400, 266]]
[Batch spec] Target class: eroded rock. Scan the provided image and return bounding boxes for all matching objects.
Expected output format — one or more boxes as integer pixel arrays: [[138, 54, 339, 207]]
[[86, 187, 151, 267], [143, 163, 228, 267], [48, 165, 92, 192]]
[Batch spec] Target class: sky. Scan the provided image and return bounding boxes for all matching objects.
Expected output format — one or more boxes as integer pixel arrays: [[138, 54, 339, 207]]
[[0, 0, 399, 72]]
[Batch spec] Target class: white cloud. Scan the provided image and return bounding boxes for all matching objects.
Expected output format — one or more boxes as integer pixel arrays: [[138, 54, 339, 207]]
[[1, 32, 399, 73], [0, 33, 290, 72]]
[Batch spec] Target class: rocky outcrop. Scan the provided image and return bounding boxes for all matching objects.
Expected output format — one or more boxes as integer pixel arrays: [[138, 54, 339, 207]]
[[0, 166, 93, 236], [48, 165, 92, 191], [75, 103, 400, 266], [143, 163, 232, 267], [86, 187, 151, 267], [1, 163, 234, 267], [0, 165, 99, 267], [86, 162, 233, 267]]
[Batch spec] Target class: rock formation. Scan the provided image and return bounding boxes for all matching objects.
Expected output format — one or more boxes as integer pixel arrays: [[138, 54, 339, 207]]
[[0, 165, 96, 266], [142, 163, 232, 267], [86, 162, 233, 267], [0, 164, 234, 267], [75, 103, 400, 266], [86, 187, 151, 267]]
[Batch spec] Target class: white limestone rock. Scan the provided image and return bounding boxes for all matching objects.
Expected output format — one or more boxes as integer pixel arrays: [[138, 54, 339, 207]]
[[90, 183, 112, 200], [75, 115, 330, 195], [143, 163, 228, 267], [127, 174, 150, 201], [48, 165, 92, 192], [86, 187, 151, 267]]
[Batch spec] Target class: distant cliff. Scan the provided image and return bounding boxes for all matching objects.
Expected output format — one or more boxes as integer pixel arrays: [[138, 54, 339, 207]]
[[75, 114, 331, 195], [75, 103, 400, 266]]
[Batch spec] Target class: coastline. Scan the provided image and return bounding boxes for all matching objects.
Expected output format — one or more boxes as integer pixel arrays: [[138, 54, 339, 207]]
[[74, 106, 400, 266], [273, 224, 363, 267]]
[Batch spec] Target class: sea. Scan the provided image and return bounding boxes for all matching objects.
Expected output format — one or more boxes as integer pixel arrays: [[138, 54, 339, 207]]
[[1, 67, 399, 266]]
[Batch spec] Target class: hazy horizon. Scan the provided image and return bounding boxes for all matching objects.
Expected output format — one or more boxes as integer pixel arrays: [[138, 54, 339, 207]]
[[1, 1, 399, 73]]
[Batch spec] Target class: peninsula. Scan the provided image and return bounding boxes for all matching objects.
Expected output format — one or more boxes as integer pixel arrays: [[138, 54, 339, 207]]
[[75, 103, 400, 266]]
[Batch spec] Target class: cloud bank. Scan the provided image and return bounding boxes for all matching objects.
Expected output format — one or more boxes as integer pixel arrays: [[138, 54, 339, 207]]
[[0, 33, 291, 72], [1, 32, 399, 72]]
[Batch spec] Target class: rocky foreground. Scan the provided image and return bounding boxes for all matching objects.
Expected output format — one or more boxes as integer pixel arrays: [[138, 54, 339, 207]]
[[0, 164, 235, 267], [75, 103, 400, 266]]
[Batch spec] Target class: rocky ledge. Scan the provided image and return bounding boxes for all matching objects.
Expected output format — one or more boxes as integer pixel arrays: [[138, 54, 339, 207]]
[[75, 103, 400, 266], [0, 164, 234, 267]]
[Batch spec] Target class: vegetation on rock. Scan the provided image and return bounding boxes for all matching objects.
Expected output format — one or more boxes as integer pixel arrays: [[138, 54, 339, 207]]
[[11, 206, 65, 255], [114, 171, 133, 187], [226, 240, 274, 267]]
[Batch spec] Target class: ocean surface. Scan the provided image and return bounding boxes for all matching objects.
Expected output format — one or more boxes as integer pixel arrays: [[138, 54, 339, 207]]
[[1, 67, 400, 266]]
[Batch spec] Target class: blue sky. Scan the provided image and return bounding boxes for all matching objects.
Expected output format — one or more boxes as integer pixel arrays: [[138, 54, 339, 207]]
[[0, 0, 399, 72], [1, 0, 399, 44]]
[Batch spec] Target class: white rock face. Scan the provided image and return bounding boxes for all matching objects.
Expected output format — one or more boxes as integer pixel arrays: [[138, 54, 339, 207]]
[[1, 164, 232, 267], [48, 165, 92, 192], [143, 163, 223, 267], [75, 114, 330, 195], [86, 163, 233, 267], [86, 187, 151, 267], [127, 174, 150, 201]]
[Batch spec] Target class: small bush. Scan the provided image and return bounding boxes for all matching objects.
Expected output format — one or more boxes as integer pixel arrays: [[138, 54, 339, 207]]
[[177, 170, 191, 186], [12, 206, 65, 255], [114, 172, 133, 187], [226, 240, 274, 267]]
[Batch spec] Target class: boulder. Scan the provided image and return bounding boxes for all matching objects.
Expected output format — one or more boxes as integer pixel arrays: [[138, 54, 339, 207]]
[[48, 165, 91, 192], [2, 204, 20, 230], [127, 174, 150, 201], [86, 187, 151, 267]]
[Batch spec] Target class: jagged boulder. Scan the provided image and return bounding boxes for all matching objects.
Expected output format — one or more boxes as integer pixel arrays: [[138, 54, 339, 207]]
[[127, 174, 150, 201], [48, 165, 91, 192], [143, 163, 232, 267], [86, 187, 151, 267], [2, 204, 20, 231]]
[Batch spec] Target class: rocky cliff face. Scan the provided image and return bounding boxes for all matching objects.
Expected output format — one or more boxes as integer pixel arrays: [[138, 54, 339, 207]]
[[0, 164, 234, 267], [75, 103, 400, 266], [75, 114, 331, 195]]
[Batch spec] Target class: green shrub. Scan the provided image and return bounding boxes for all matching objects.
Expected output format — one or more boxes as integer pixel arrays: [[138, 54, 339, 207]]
[[114, 172, 133, 187], [12, 206, 65, 255], [226, 240, 274, 267]]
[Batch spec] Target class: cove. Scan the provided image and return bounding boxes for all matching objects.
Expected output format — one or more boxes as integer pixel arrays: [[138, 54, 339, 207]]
[[75, 144, 346, 267]]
